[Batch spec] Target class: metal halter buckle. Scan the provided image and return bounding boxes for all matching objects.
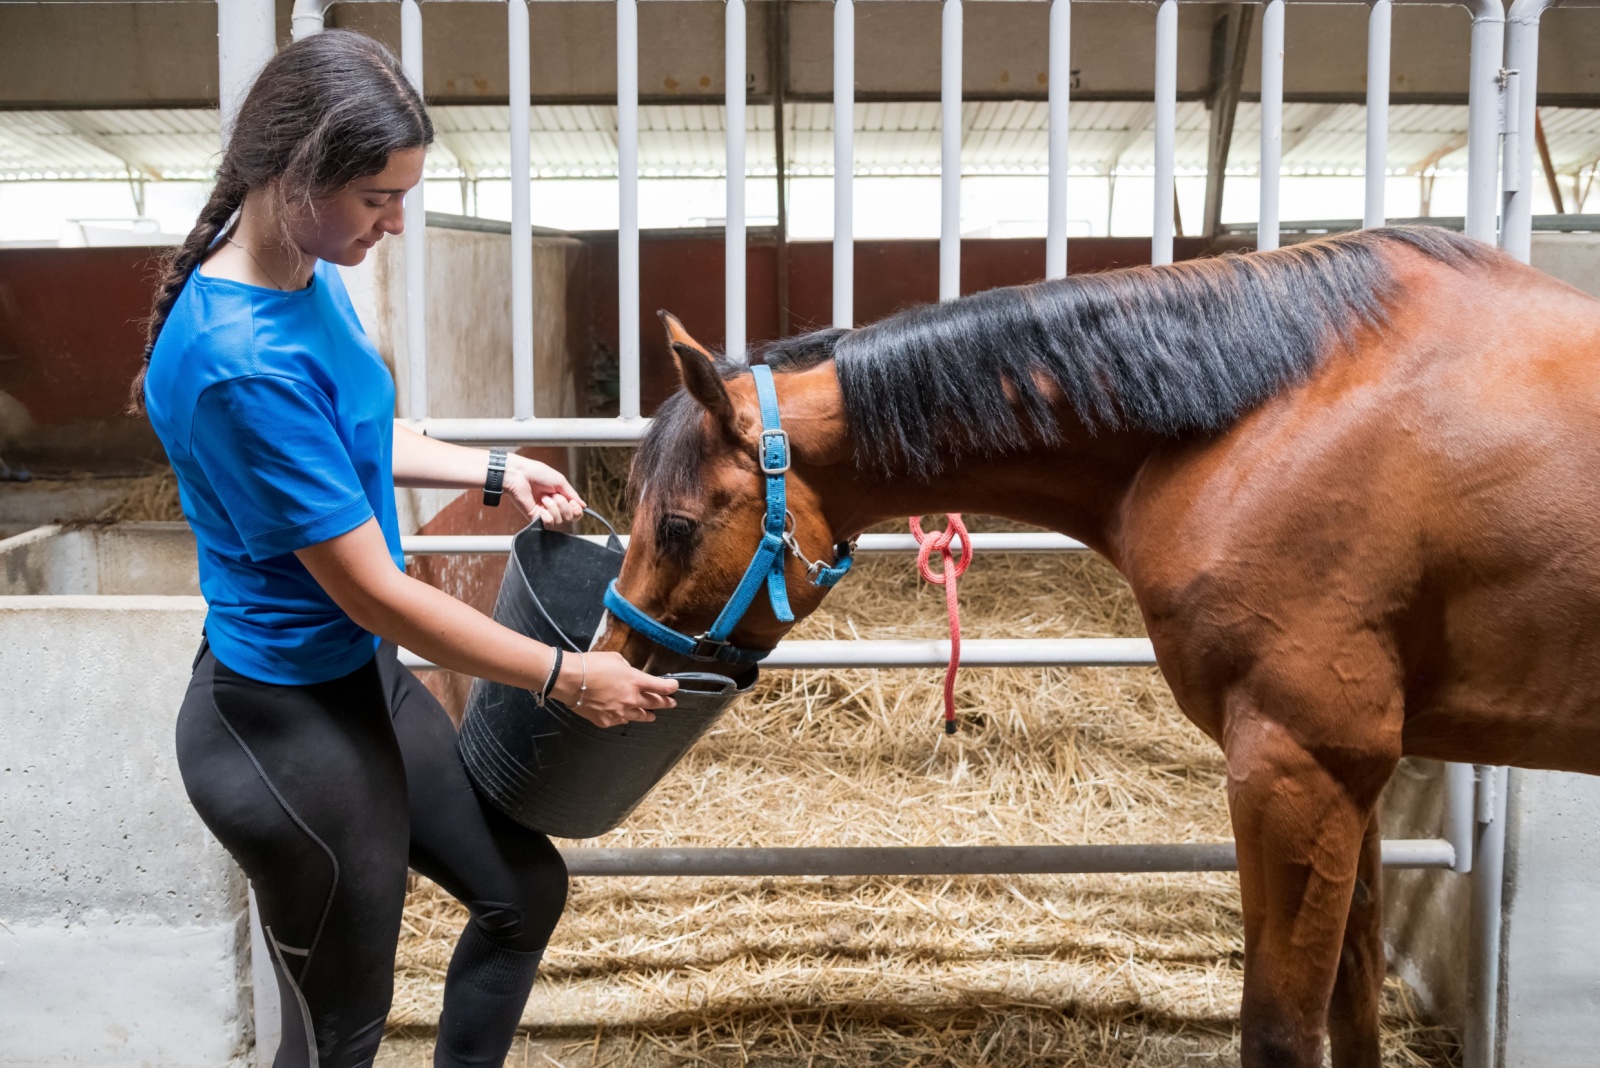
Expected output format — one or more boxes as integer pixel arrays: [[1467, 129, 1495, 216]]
[[759, 428, 791, 475], [690, 634, 730, 660]]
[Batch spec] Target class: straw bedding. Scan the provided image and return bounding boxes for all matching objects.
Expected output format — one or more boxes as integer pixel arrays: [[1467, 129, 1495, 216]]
[[377, 447, 1456, 1066]]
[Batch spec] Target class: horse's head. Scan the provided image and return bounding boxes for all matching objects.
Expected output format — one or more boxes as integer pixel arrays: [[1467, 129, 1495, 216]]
[[593, 312, 854, 674]]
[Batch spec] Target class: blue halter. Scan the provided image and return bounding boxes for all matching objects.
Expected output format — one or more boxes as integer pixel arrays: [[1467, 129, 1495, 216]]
[[602, 363, 854, 667]]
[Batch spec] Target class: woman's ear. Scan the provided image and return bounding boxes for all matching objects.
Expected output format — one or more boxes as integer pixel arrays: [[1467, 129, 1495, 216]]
[[660, 311, 733, 425]]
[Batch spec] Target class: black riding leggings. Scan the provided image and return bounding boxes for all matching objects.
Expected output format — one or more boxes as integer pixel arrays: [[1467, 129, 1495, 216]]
[[176, 639, 568, 1068]]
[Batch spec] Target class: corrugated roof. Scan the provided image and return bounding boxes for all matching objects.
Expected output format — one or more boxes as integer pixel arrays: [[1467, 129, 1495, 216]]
[[3, 103, 1598, 183]]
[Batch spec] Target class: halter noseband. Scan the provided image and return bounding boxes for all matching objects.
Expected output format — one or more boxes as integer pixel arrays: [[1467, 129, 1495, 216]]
[[602, 363, 855, 667]]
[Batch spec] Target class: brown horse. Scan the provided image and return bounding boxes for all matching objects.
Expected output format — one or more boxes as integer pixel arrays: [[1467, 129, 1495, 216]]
[[594, 227, 1600, 1067]]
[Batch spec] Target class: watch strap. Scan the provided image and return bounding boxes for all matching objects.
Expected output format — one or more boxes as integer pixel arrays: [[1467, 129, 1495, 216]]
[[483, 448, 508, 507]]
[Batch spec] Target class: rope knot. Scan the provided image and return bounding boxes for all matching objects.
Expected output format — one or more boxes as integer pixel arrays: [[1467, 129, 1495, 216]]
[[908, 514, 970, 734]]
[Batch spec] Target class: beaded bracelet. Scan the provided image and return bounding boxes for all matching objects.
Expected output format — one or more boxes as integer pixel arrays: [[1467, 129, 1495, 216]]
[[573, 653, 588, 709]]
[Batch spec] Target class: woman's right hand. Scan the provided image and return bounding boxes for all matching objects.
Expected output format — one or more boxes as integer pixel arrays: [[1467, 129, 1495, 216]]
[[552, 651, 678, 729]]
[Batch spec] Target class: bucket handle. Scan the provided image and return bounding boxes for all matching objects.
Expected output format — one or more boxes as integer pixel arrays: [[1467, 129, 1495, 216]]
[[516, 507, 625, 653], [579, 507, 624, 552]]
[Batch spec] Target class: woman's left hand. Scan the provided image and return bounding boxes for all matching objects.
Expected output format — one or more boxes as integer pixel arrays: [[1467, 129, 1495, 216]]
[[503, 455, 586, 525]]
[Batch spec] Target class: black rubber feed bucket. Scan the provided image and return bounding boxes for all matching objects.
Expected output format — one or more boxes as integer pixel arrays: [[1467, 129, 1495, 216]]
[[458, 515, 756, 839]]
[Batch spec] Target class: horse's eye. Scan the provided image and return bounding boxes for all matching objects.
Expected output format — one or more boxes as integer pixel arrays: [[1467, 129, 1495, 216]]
[[656, 514, 698, 553]]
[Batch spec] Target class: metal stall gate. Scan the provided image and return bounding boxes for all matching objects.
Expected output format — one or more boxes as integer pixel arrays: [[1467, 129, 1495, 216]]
[[217, 0, 1559, 1061]]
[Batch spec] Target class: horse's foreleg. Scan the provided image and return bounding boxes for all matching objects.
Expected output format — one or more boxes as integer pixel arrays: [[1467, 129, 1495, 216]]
[[1225, 707, 1399, 1068], [1327, 810, 1385, 1068]]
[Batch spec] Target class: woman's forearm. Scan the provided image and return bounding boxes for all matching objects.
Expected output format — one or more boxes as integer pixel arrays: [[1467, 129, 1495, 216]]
[[296, 517, 574, 700], [392, 423, 493, 489], [296, 518, 677, 724], [359, 567, 567, 696], [391, 424, 585, 525]]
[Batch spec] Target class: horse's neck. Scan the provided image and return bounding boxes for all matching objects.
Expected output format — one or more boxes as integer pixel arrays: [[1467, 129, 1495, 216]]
[[787, 364, 1156, 559]]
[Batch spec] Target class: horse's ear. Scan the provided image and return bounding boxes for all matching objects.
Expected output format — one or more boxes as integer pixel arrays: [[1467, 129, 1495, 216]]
[[660, 311, 733, 424], [659, 310, 713, 360]]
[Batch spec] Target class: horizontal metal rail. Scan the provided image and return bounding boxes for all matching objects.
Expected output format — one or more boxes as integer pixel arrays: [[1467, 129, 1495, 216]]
[[400, 637, 1156, 672], [557, 839, 1456, 877], [413, 417, 649, 446], [402, 531, 1088, 555], [1224, 214, 1600, 236]]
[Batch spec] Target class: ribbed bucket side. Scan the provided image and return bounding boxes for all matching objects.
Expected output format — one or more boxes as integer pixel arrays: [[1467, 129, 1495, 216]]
[[459, 521, 755, 838]]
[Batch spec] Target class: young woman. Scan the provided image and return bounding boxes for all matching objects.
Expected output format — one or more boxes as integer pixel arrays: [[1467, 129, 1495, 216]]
[[133, 31, 678, 1068]]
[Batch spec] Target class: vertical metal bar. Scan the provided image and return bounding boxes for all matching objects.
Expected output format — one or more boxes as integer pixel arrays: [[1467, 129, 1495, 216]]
[[1258, 0, 1284, 252], [1045, 0, 1071, 279], [509, 0, 534, 420], [1501, 68, 1523, 234], [290, 0, 327, 42], [1364, 0, 1391, 229], [940, 0, 962, 301], [401, 0, 428, 420], [1448, 760, 1477, 874], [216, 0, 276, 149], [726, 0, 747, 357], [1465, 764, 1510, 1068], [1152, 0, 1177, 266], [1464, 0, 1507, 245], [617, 0, 641, 421], [1503, 0, 1556, 262], [771, 0, 790, 337], [833, 0, 854, 328]]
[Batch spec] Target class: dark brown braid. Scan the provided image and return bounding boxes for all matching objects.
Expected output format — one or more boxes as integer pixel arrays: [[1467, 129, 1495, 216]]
[[128, 29, 432, 414]]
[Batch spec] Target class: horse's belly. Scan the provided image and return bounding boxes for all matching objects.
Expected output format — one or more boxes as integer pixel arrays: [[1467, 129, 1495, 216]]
[[1400, 607, 1600, 775]]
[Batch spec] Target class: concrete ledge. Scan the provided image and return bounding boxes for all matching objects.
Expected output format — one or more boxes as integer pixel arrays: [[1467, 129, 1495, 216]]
[[1, 594, 248, 1066], [0, 921, 249, 1067], [0, 524, 198, 596]]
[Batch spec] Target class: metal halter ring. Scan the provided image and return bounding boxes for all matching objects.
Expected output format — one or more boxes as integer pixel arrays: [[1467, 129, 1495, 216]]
[[781, 511, 826, 575]]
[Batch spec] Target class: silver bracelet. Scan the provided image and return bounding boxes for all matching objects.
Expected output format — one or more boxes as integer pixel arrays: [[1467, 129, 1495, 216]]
[[573, 653, 587, 709]]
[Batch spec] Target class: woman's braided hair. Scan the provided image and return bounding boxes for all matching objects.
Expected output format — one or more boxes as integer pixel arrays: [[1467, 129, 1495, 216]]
[[129, 29, 433, 413]]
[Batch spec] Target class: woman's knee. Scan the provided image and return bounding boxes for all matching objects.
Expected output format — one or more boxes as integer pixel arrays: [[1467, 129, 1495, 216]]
[[468, 848, 568, 952]]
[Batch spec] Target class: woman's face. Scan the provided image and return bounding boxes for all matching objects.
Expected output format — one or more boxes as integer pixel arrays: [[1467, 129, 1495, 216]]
[[294, 146, 426, 267]]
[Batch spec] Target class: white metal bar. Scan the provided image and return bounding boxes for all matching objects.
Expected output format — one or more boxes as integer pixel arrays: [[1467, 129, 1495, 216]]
[[414, 417, 651, 445], [1258, 0, 1285, 252], [401, 0, 428, 420], [1364, 0, 1391, 229], [555, 839, 1455, 878], [402, 638, 1157, 672], [726, 0, 748, 358], [1503, 0, 1557, 262], [289, 0, 327, 43], [618, 0, 642, 420], [1447, 759, 1477, 873], [1463, 0, 1507, 245], [939, 0, 962, 301], [1500, 67, 1523, 232], [217, 0, 276, 149], [509, 0, 534, 419], [402, 531, 1091, 555], [1465, 764, 1510, 1068], [1151, 0, 1177, 266], [833, 0, 855, 327], [1045, 0, 1071, 280]]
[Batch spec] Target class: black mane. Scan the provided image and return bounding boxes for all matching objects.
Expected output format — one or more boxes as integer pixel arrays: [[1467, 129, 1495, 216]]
[[634, 226, 1487, 497]]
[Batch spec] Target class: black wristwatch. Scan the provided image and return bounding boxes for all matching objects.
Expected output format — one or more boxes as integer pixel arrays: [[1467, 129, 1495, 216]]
[[483, 448, 508, 507]]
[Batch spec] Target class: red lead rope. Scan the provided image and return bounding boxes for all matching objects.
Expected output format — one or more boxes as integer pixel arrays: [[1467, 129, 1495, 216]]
[[908, 513, 972, 734]]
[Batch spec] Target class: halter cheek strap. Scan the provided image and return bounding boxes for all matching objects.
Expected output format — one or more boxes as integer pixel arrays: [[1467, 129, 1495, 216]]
[[602, 363, 854, 665]]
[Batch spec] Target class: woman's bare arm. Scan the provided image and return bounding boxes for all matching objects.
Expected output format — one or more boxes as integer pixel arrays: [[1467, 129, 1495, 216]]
[[392, 424, 585, 524], [296, 518, 675, 725]]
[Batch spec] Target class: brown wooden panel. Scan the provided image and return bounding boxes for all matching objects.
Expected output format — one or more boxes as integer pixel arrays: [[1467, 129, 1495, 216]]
[[0, 246, 166, 473]]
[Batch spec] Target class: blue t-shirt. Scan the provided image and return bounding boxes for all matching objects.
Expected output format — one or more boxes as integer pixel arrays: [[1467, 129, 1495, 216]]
[[144, 259, 406, 685]]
